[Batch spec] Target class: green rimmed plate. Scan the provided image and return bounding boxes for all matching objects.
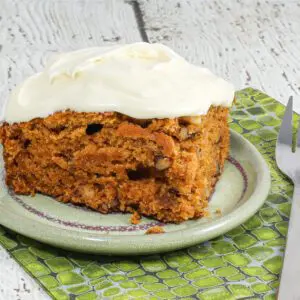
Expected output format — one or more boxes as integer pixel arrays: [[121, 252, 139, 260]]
[[0, 130, 270, 255]]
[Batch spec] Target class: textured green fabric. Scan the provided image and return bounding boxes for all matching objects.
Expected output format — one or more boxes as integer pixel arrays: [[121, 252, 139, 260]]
[[0, 88, 293, 299]]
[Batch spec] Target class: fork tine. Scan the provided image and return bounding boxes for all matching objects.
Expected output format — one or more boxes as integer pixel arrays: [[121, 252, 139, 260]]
[[297, 115, 300, 149], [278, 96, 293, 147]]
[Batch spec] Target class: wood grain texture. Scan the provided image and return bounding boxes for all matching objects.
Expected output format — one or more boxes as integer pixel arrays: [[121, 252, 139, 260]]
[[138, 0, 300, 109], [0, 0, 141, 49], [0, 249, 50, 300]]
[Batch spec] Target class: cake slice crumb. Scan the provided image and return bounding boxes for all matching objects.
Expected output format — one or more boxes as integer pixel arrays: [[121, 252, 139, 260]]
[[0, 105, 230, 223], [130, 211, 141, 225], [215, 208, 222, 216], [203, 210, 210, 217], [146, 226, 165, 234]]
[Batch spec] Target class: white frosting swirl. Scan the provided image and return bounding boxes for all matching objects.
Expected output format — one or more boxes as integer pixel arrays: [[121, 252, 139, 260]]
[[5, 42, 235, 123]]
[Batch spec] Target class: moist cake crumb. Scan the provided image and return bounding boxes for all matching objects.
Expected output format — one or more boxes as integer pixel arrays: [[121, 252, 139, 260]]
[[0, 106, 229, 223], [215, 208, 222, 216], [130, 211, 141, 225], [146, 226, 165, 234]]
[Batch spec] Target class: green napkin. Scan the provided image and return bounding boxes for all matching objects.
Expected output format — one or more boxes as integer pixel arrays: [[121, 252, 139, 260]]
[[0, 88, 293, 300]]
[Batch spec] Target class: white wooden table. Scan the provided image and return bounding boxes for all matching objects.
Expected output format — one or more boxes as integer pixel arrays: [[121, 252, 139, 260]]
[[1, 0, 300, 299]]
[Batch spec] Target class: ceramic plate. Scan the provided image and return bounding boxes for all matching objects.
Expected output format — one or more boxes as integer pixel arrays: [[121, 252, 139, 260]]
[[0, 130, 270, 255]]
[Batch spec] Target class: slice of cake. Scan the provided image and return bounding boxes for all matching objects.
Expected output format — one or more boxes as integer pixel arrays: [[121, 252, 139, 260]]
[[0, 42, 234, 223]]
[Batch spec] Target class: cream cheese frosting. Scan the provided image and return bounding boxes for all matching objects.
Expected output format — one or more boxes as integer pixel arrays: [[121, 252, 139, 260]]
[[5, 42, 235, 123]]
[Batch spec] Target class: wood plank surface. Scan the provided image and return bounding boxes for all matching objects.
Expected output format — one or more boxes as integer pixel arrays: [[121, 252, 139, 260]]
[[0, 0, 141, 48]]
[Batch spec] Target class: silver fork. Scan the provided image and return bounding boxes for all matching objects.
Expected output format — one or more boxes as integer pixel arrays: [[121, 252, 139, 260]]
[[276, 96, 300, 300]]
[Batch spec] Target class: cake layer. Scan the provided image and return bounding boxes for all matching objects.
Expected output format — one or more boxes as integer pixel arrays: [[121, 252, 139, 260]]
[[0, 107, 229, 223]]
